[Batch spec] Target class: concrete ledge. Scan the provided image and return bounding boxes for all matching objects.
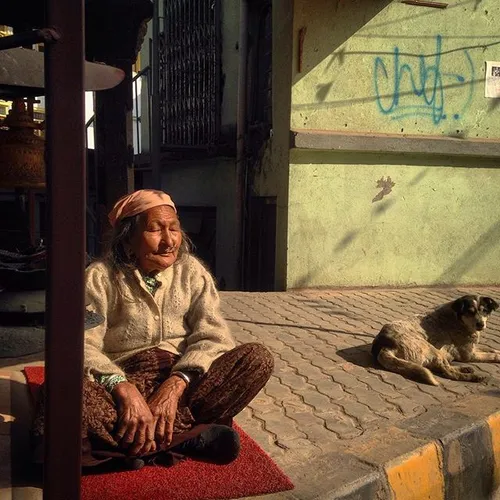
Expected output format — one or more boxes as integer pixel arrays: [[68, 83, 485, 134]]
[[290, 129, 500, 159], [297, 391, 500, 500]]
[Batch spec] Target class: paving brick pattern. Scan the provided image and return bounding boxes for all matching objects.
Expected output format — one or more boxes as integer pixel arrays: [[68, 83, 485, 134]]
[[223, 287, 500, 470]]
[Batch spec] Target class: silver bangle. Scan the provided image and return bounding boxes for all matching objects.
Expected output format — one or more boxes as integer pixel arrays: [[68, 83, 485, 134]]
[[171, 370, 191, 385]]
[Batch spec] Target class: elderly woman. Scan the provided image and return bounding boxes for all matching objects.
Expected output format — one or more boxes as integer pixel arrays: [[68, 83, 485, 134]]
[[33, 189, 273, 469]]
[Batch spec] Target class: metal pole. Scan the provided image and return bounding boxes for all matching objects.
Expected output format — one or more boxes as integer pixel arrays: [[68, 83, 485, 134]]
[[236, 0, 249, 289], [44, 0, 86, 497], [151, 0, 161, 188]]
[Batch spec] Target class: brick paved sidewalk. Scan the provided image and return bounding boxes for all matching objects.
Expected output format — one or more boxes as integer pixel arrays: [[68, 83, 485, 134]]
[[223, 286, 500, 498], [3, 286, 500, 499]]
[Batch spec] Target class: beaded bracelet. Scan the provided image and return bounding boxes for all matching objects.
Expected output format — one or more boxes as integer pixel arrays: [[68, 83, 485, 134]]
[[97, 373, 128, 393]]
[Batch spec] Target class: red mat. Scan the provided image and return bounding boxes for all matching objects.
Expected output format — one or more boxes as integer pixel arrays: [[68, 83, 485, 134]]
[[24, 366, 294, 500]]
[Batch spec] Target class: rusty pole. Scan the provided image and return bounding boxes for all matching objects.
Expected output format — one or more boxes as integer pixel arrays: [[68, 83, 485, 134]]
[[44, 0, 86, 497]]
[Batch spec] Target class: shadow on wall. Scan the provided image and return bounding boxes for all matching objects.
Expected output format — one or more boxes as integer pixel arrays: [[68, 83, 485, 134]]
[[333, 198, 395, 253], [293, 0, 393, 84], [293, 0, 497, 136], [408, 168, 430, 186], [290, 165, 464, 288], [295, 81, 482, 143], [291, 167, 500, 288], [435, 219, 500, 284], [294, 0, 493, 86], [289, 150, 500, 169], [488, 98, 500, 113], [297, 215, 500, 288], [334, 230, 361, 253], [293, 190, 400, 288], [354, 0, 486, 33]]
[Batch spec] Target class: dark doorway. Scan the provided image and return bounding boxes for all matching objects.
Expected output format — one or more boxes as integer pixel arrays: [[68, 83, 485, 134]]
[[245, 196, 276, 291], [242, 0, 274, 292], [177, 206, 217, 279]]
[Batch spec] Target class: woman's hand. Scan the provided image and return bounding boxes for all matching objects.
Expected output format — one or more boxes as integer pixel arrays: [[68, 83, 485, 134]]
[[148, 375, 187, 448], [112, 382, 157, 456]]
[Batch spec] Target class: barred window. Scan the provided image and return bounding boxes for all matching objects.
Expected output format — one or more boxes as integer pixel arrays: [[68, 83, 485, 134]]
[[160, 0, 222, 150]]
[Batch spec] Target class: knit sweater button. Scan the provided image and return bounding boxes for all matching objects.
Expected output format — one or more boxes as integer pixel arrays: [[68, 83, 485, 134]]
[[154, 315, 160, 320]]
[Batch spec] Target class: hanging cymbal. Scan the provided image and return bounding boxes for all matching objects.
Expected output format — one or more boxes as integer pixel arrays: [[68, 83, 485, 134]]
[[0, 47, 125, 98]]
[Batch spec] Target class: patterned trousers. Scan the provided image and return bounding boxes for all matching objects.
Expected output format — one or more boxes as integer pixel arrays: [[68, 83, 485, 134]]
[[33, 343, 274, 466]]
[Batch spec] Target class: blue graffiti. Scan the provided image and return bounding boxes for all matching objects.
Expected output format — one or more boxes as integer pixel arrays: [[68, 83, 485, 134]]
[[373, 35, 475, 124]]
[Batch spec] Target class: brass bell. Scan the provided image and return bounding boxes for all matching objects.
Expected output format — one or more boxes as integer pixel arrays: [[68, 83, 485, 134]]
[[0, 98, 45, 188]]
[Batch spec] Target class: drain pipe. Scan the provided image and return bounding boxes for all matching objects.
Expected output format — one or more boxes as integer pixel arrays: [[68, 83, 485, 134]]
[[150, 0, 161, 189], [236, 0, 249, 289]]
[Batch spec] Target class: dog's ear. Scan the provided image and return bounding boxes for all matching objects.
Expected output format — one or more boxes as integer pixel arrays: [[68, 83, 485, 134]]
[[480, 296, 499, 314], [452, 296, 477, 316], [452, 297, 468, 316]]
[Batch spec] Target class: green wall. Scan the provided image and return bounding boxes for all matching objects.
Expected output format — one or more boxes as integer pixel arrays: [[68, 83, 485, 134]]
[[282, 0, 500, 289], [287, 150, 500, 288], [292, 0, 500, 138]]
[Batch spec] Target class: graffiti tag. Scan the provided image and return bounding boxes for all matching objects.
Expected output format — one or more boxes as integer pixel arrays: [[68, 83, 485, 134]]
[[373, 35, 474, 124]]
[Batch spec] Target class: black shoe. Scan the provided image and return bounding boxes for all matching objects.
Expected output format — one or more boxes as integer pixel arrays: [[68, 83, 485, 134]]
[[171, 424, 240, 464], [123, 457, 145, 470]]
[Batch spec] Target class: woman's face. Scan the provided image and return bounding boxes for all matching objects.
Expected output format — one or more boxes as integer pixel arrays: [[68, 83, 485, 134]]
[[132, 205, 182, 273]]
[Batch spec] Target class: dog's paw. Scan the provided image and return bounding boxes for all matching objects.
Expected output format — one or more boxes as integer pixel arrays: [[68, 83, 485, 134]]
[[458, 366, 475, 374], [472, 374, 489, 383]]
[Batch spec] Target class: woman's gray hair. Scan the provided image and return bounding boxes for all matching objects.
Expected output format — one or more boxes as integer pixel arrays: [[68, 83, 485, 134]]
[[103, 213, 192, 283]]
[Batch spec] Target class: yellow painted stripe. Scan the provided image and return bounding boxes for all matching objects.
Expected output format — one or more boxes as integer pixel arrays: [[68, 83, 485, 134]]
[[487, 412, 500, 490], [385, 442, 445, 500]]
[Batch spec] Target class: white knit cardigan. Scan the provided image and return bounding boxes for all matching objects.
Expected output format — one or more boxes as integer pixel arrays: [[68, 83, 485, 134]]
[[84, 254, 235, 379]]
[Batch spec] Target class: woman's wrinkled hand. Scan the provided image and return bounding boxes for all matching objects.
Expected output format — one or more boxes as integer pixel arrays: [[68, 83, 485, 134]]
[[148, 375, 187, 448], [112, 382, 157, 456]]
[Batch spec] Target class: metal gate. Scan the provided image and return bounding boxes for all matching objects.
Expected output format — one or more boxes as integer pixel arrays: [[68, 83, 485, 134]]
[[160, 0, 222, 150]]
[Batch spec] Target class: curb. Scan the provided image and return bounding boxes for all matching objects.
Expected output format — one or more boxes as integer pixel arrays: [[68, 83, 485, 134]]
[[304, 390, 500, 500]]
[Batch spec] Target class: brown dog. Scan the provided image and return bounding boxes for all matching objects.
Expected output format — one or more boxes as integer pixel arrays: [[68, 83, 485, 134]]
[[371, 295, 499, 385]]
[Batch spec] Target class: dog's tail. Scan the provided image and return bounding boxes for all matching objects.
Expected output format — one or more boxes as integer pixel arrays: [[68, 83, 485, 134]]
[[376, 348, 439, 386]]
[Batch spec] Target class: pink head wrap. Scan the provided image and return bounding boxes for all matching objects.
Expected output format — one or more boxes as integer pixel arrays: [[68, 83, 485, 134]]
[[108, 189, 177, 227]]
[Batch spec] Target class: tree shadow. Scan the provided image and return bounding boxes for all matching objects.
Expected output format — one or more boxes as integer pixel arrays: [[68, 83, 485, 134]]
[[316, 82, 333, 102], [294, 0, 393, 84], [332, 197, 395, 255], [435, 219, 500, 284], [488, 99, 500, 113], [334, 230, 360, 252], [354, 0, 482, 32], [408, 168, 430, 186], [292, 77, 484, 113], [324, 40, 500, 61], [227, 318, 374, 339], [372, 197, 395, 216]]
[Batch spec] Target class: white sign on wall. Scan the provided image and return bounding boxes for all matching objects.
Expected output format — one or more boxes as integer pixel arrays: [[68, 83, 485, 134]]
[[485, 61, 500, 98]]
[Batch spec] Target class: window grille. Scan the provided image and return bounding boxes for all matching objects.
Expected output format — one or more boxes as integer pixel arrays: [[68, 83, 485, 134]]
[[160, 0, 222, 150]]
